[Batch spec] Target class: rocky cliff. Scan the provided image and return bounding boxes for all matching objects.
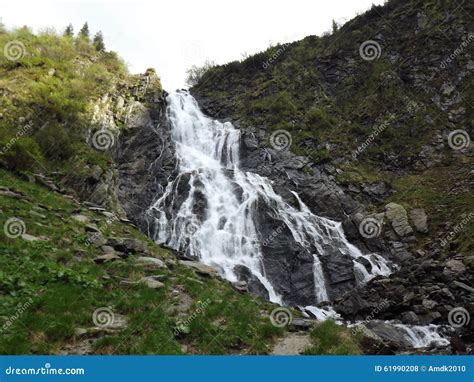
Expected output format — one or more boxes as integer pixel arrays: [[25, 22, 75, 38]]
[[190, 0, 473, 349]]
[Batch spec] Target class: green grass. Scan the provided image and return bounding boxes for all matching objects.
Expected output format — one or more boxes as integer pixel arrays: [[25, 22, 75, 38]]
[[0, 170, 288, 354], [302, 321, 362, 355]]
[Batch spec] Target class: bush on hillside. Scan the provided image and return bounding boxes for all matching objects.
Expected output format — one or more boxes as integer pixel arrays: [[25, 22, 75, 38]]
[[35, 124, 74, 160], [0, 137, 43, 171]]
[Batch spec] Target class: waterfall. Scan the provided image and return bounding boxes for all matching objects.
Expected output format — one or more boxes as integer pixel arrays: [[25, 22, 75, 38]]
[[146, 90, 391, 305]]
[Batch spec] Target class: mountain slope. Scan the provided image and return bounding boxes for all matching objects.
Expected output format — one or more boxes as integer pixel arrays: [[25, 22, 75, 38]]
[[191, 0, 473, 348]]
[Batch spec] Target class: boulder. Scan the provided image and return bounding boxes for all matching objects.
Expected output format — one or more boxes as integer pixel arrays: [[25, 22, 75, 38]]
[[444, 259, 466, 274], [401, 311, 419, 325], [179, 260, 219, 278], [385, 203, 413, 237], [93, 253, 121, 263], [87, 231, 107, 247], [409, 208, 428, 233], [234, 265, 269, 300], [107, 237, 149, 254], [135, 256, 166, 271], [140, 276, 165, 289], [72, 214, 90, 224]]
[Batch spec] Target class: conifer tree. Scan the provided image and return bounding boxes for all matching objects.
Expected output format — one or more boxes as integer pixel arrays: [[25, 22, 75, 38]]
[[64, 23, 74, 37], [78, 22, 90, 40], [93, 31, 106, 52]]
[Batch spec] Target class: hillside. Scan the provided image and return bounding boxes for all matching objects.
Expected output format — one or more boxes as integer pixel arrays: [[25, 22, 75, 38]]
[[0, 0, 473, 355], [191, 0, 473, 346], [0, 24, 365, 355]]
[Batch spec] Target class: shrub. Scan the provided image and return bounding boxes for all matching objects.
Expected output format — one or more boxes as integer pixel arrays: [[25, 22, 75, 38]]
[[305, 107, 336, 130], [0, 137, 43, 171], [35, 124, 74, 160], [185, 60, 216, 87]]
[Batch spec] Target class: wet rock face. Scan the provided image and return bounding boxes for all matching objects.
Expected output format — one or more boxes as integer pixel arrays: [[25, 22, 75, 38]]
[[115, 97, 178, 231]]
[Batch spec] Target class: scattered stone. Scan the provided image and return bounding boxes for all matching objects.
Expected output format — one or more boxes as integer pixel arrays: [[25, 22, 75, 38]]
[[415, 249, 426, 257], [93, 253, 121, 263], [33, 174, 59, 192], [185, 276, 204, 285], [85, 224, 100, 233], [100, 245, 115, 254], [179, 260, 218, 278], [289, 319, 315, 332], [452, 281, 474, 293], [444, 259, 466, 275], [21, 233, 42, 242], [401, 311, 419, 325], [422, 299, 437, 310], [72, 214, 90, 224], [87, 206, 107, 212], [107, 237, 149, 254], [0, 187, 24, 199], [29, 210, 47, 219], [135, 256, 166, 270], [140, 276, 165, 289], [385, 203, 413, 237], [409, 208, 428, 233], [87, 231, 107, 247], [232, 281, 248, 293]]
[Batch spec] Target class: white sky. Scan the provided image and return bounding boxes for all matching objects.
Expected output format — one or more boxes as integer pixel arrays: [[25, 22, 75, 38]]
[[2, 0, 385, 90]]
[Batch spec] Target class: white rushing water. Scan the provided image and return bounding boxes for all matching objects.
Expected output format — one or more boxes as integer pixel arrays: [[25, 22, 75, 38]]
[[146, 91, 391, 304], [393, 324, 450, 348]]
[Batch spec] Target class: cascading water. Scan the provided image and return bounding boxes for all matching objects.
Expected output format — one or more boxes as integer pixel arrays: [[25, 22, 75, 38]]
[[146, 90, 391, 306]]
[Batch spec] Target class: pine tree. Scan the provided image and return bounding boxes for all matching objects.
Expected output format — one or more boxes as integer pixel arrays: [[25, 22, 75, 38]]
[[64, 23, 74, 37], [332, 19, 339, 34], [93, 31, 106, 52], [79, 22, 90, 40]]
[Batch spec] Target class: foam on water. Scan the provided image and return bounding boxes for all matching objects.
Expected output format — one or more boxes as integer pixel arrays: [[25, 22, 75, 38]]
[[146, 91, 392, 304]]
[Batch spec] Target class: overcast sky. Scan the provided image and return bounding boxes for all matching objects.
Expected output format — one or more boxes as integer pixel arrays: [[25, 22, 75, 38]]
[[2, 0, 385, 90]]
